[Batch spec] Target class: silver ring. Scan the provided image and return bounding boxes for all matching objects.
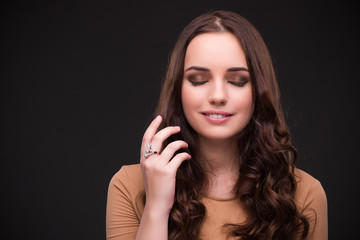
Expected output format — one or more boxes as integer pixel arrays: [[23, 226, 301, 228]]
[[144, 143, 158, 158]]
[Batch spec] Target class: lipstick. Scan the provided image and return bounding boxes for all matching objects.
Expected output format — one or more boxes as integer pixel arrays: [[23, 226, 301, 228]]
[[201, 111, 233, 124]]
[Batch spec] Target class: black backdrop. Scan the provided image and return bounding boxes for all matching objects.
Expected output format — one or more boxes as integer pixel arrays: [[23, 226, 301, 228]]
[[2, 0, 359, 239]]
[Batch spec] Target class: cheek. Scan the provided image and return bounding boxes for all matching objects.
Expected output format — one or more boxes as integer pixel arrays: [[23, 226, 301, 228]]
[[234, 88, 254, 115], [244, 91, 254, 109], [181, 85, 201, 113]]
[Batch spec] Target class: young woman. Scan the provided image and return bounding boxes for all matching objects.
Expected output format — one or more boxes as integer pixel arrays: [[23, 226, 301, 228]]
[[106, 10, 328, 240]]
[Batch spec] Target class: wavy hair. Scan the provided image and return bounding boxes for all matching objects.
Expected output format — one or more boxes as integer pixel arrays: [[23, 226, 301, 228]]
[[154, 10, 309, 239]]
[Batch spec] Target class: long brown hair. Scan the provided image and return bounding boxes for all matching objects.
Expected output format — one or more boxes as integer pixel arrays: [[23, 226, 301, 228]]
[[154, 10, 309, 239]]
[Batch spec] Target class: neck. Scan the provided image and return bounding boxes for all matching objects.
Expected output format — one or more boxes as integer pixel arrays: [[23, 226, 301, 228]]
[[198, 137, 239, 176], [198, 137, 240, 197]]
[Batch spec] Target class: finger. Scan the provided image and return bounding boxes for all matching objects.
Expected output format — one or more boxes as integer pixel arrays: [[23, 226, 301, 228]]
[[151, 126, 181, 154], [167, 152, 191, 170], [158, 140, 188, 165], [142, 115, 162, 151]]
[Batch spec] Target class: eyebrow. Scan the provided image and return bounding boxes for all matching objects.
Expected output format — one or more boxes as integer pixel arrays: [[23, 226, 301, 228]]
[[184, 66, 249, 72], [184, 66, 210, 72], [227, 67, 249, 72]]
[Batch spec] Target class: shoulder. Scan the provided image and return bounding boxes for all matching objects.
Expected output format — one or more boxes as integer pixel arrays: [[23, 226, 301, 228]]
[[110, 163, 143, 187], [106, 164, 144, 238], [294, 168, 327, 208], [294, 168, 328, 239], [110, 164, 142, 183], [108, 164, 144, 200], [107, 164, 144, 218]]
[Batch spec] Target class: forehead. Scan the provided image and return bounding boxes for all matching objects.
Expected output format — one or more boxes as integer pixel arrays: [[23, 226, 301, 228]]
[[184, 32, 248, 69]]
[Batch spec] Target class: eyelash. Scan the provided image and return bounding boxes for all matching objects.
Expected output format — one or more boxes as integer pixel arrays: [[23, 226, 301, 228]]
[[228, 80, 248, 87], [188, 79, 249, 87], [189, 80, 208, 86]]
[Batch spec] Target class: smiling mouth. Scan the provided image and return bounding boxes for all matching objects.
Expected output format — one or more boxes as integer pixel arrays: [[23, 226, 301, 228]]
[[202, 112, 233, 119], [205, 113, 228, 119]]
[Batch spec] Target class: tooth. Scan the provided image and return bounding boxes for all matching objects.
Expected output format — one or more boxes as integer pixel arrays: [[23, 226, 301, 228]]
[[208, 114, 225, 119]]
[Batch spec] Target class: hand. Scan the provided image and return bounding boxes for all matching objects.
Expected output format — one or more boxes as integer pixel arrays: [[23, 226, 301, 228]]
[[140, 115, 191, 216]]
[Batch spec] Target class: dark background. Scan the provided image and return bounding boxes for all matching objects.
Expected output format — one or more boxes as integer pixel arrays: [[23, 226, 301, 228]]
[[2, 0, 359, 239]]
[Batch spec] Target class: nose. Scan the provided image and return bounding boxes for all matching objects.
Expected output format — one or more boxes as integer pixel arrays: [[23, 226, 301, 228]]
[[208, 79, 227, 106]]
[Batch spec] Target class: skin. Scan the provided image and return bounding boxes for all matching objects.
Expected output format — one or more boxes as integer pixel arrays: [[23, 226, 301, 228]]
[[182, 32, 254, 196], [182, 32, 253, 143], [136, 32, 254, 239], [136, 115, 190, 240]]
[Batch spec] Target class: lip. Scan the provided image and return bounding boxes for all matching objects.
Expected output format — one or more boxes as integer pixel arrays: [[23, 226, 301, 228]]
[[201, 110, 233, 124]]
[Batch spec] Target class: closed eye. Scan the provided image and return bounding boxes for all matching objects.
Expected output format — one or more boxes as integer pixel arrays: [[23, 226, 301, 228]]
[[228, 80, 248, 87], [227, 75, 249, 87], [187, 74, 209, 86], [189, 80, 208, 86]]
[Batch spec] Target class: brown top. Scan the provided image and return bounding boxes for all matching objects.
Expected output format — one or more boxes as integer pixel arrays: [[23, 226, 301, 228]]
[[106, 164, 327, 239]]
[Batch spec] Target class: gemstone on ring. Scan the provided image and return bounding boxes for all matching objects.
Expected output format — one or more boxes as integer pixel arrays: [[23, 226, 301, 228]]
[[144, 143, 158, 158]]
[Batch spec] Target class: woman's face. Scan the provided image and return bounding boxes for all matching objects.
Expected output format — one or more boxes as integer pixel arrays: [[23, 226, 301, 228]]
[[181, 32, 254, 142]]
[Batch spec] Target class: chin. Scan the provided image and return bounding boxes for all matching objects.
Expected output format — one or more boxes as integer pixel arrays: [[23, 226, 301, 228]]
[[198, 131, 240, 142]]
